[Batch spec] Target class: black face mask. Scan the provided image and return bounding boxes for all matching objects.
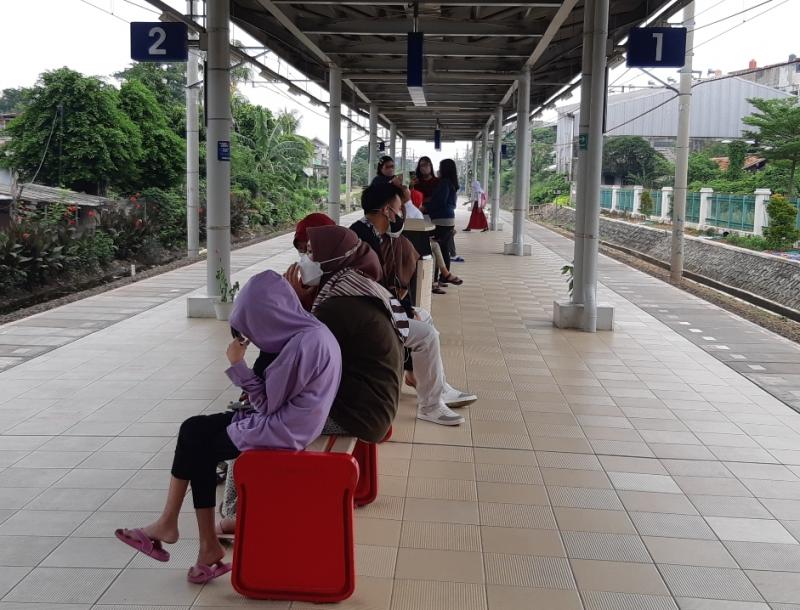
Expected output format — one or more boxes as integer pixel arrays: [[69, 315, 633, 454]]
[[387, 213, 405, 237]]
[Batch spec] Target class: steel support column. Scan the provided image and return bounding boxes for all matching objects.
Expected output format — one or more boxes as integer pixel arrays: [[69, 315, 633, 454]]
[[481, 123, 490, 208], [491, 106, 503, 231], [185, 0, 200, 259], [400, 137, 407, 176], [191, 0, 231, 317], [505, 68, 530, 256], [389, 123, 397, 161], [571, 0, 595, 306], [328, 65, 342, 223], [346, 107, 353, 211], [368, 103, 378, 181], [580, 0, 609, 331]]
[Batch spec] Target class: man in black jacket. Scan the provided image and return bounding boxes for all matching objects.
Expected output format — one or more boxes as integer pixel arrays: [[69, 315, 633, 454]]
[[350, 184, 477, 426]]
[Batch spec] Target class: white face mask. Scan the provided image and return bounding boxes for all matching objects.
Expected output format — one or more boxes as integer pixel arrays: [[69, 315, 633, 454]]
[[298, 253, 323, 286], [298, 242, 362, 287]]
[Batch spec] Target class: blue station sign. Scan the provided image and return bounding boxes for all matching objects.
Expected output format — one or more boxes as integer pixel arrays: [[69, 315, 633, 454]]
[[131, 22, 188, 62], [626, 27, 687, 69]]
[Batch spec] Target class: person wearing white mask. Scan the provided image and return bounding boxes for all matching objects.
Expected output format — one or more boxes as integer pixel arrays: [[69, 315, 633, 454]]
[[349, 185, 477, 425]]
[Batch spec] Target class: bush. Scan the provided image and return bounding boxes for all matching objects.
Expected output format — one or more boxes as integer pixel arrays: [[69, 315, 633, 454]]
[[639, 191, 654, 217], [764, 194, 800, 250], [723, 234, 769, 251], [70, 231, 116, 273], [139, 187, 186, 249]]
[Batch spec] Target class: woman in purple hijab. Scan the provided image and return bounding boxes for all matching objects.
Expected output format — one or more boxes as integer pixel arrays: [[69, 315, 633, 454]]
[[114, 270, 341, 584]]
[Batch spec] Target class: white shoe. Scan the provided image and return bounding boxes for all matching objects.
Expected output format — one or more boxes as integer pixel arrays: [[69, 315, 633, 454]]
[[442, 387, 478, 408], [417, 402, 465, 426]]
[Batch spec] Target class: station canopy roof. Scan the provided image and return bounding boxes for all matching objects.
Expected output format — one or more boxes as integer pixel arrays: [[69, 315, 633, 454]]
[[229, 1, 692, 142]]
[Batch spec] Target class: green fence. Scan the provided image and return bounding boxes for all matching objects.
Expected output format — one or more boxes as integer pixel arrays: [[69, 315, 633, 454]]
[[600, 188, 612, 209], [686, 192, 701, 223], [617, 189, 634, 212], [706, 193, 756, 232], [649, 190, 663, 217]]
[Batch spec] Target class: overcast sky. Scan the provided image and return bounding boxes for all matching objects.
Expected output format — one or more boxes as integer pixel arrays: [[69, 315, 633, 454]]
[[2, 0, 798, 165]]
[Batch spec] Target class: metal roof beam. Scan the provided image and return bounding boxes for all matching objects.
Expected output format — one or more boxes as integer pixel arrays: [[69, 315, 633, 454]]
[[274, 0, 560, 5], [341, 57, 520, 72], [323, 40, 532, 57], [345, 72, 519, 82], [297, 18, 547, 37]]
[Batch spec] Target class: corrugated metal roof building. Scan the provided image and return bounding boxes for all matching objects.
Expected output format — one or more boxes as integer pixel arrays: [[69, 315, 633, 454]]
[[556, 76, 794, 178]]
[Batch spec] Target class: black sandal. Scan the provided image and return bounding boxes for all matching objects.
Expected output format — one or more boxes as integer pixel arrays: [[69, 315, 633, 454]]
[[442, 274, 463, 286], [432, 285, 447, 294]]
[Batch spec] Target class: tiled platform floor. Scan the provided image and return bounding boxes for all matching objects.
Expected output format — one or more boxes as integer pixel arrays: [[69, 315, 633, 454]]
[[2, 210, 800, 609]]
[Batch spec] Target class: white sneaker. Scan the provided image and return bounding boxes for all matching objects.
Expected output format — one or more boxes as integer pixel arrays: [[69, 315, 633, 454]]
[[442, 386, 478, 408], [417, 402, 465, 426]]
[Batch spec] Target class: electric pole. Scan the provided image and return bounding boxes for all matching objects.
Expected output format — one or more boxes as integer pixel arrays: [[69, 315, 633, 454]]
[[670, 1, 695, 282]]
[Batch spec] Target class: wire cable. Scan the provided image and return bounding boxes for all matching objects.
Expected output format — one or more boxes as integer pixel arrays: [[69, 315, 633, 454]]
[[77, 0, 129, 23], [694, 0, 793, 49], [692, 0, 779, 31], [18, 109, 59, 198]]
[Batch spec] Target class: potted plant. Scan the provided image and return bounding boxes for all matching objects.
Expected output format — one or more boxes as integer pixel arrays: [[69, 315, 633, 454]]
[[214, 266, 240, 321], [560, 262, 574, 297]]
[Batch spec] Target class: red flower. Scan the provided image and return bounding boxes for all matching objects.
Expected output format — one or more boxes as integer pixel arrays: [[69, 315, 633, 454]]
[[68, 220, 76, 226], [87, 210, 96, 218], [22, 232, 30, 239], [130, 196, 137, 203], [67, 205, 77, 213]]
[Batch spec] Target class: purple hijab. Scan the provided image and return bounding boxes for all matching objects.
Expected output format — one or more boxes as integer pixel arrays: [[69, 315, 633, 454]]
[[225, 270, 342, 451]]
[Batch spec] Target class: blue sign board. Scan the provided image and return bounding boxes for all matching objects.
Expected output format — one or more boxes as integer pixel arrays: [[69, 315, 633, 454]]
[[626, 27, 687, 68], [131, 22, 188, 62], [434, 129, 441, 151], [217, 141, 231, 162]]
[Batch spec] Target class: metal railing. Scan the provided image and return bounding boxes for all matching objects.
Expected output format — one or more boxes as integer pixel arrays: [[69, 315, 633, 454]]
[[706, 193, 756, 232]]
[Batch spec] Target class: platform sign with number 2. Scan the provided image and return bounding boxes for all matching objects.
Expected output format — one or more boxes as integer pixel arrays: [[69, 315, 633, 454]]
[[131, 22, 188, 62]]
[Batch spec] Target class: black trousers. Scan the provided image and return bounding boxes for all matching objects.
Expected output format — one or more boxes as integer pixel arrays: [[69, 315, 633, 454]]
[[432, 225, 454, 281], [172, 412, 241, 509]]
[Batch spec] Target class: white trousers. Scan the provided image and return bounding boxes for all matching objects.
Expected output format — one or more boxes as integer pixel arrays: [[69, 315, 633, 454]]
[[404, 308, 454, 409]]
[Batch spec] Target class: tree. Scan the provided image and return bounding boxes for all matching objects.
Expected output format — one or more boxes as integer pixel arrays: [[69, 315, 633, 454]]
[[688, 152, 722, 184], [764, 194, 800, 250], [602, 136, 673, 187], [0, 87, 29, 113], [744, 97, 800, 199], [727, 140, 748, 179], [3, 68, 142, 194], [119, 80, 185, 191], [115, 63, 187, 137]]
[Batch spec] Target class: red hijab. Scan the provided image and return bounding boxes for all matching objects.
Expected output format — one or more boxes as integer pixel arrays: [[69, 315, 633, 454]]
[[294, 213, 335, 249]]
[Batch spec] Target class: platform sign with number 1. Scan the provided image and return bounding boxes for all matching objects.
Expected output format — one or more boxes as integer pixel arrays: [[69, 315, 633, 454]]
[[626, 27, 687, 68], [131, 22, 188, 62]]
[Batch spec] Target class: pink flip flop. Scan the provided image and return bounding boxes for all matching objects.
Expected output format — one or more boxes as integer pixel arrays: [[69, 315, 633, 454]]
[[187, 561, 232, 584], [114, 528, 170, 562]]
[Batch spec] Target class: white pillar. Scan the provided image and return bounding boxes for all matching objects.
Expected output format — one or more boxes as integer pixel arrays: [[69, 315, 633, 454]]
[[491, 106, 503, 231], [400, 138, 407, 175], [610, 186, 619, 212], [481, 123, 490, 207], [633, 185, 643, 215], [670, 1, 695, 282], [389, 123, 397, 161], [346, 107, 353, 212], [571, 0, 595, 306], [185, 0, 200, 259], [505, 68, 531, 256], [753, 188, 771, 235], [471, 141, 479, 198], [661, 186, 673, 221], [190, 0, 230, 317], [580, 0, 609, 331], [368, 104, 378, 182], [698, 187, 713, 228], [327, 65, 341, 223]]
